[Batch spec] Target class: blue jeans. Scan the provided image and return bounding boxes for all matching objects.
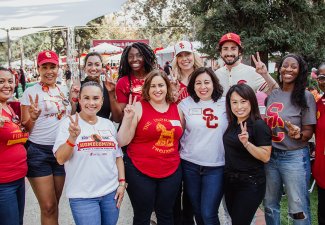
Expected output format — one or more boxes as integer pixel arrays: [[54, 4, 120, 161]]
[[0, 178, 25, 225], [124, 154, 182, 225], [69, 191, 119, 225], [182, 160, 224, 225], [264, 147, 311, 225]]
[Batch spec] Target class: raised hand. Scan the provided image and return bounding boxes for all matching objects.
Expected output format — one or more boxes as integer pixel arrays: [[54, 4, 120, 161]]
[[70, 76, 81, 99], [238, 122, 249, 146], [123, 95, 137, 120], [252, 52, 268, 77], [285, 121, 301, 139], [28, 94, 41, 121], [103, 72, 116, 92], [0, 103, 10, 128], [68, 113, 81, 139]]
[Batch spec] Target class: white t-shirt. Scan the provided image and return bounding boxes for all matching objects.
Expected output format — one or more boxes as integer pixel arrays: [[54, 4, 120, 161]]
[[53, 116, 123, 198], [215, 63, 267, 96], [21, 83, 71, 145], [179, 97, 228, 166]]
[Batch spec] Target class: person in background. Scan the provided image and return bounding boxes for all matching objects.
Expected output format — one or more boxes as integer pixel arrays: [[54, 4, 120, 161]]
[[179, 67, 226, 225], [118, 70, 183, 225], [163, 61, 171, 75], [65, 65, 72, 88], [69, 52, 121, 122], [223, 84, 271, 225], [116, 42, 157, 122], [53, 81, 125, 225], [263, 54, 316, 225], [19, 66, 26, 92], [20, 50, 71, 225], [312, 65, 325, 225], [0, 67, 28, 225]]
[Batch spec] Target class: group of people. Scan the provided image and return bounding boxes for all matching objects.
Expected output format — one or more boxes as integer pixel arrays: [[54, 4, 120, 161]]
[[0, 31, 324, 225]]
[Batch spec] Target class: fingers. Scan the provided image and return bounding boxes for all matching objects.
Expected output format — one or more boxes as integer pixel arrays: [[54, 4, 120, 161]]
[[240, 121, 244, 131], [28, 94, 34, 105], [115, 191, 124, 208], [68, 115, 75, 124], [132, 96, 137, 106], [128, 94, 132, 105], [256, 52, 261, 62], [251, 54, 257, 65], [35, 94, 39, 106], [75, 112, 79, 125], [285, 120, 293, 129]]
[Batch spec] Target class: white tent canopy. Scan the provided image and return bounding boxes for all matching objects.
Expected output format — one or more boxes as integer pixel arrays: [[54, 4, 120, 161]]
[[0, 28, 51, 42], [90, 43, 123, 54], [0, 0, 126, 29]]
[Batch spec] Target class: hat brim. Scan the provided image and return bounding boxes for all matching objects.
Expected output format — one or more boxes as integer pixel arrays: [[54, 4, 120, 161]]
[[219, 40, 241, 48], [38, 59, 59, 66], [175, 50, 194, 57]]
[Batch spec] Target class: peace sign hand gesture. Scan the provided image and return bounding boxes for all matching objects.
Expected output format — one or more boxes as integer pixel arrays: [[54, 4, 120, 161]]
[[238, 122, 249, 146], [285, 121, 301, 139], [103, 73, 116, 93], [68, 113, 81, 139], [0, 103, 10, 128], [28, 94, 41, 122], [124, 95, 137, 120], [70, 76, 81, 99], [252, 52, 268, 78]]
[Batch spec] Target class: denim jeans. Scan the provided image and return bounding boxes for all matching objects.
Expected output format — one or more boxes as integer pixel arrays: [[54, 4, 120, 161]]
[[69, 191, 119, 225], [0, 178, 25, 225], [124, 154, 182, 225], [182, 160, 224, 225], [264, 147, 311, 225]]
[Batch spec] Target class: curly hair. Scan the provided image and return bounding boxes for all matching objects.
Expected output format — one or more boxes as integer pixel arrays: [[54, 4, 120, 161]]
[[118, 42, 157, 79], [187, 67, 223, 103], [277, 54, 308, 109]]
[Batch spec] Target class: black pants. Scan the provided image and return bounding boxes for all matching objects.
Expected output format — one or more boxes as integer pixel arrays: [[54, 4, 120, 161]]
[[125, 155, 182, 225], [224, 172, 265, 225], [173, 182, 195, 225], [318, 185, 325, 225]]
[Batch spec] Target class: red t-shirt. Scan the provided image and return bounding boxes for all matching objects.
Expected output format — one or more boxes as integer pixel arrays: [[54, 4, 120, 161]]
[[127, 100, 183, 178], [116, 74, 145, 104], [0, 110, 28, 183], [176, 82, 189, 104], [312, 95, 325, 188]]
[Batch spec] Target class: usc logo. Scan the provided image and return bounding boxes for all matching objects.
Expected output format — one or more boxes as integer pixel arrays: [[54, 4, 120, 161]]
[[265, 103, 285, 142], [203, 108, 218, 128]]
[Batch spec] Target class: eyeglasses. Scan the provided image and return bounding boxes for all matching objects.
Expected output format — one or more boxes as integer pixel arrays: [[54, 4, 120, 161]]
[[317, 75, 325, 82]]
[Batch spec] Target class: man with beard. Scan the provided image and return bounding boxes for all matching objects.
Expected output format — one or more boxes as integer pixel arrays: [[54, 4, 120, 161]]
[[215, 33, 278, 96]]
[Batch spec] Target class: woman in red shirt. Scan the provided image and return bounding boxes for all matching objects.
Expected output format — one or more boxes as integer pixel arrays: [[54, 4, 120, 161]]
[[0, 67, 28, 225], [118, 70, 184, 225]]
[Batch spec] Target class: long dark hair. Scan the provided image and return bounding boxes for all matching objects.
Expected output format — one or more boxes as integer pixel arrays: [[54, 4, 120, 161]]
[[277, 54, 308, 109], [118, 42, 156, 79], [187, 67, 223, 102], [225, 84, 261, 125]]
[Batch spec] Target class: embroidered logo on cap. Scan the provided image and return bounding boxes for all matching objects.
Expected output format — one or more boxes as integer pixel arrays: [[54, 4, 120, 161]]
[[227, 33, 232, 39], [179, 42, 185, 49], [45, 52, 52, 58]]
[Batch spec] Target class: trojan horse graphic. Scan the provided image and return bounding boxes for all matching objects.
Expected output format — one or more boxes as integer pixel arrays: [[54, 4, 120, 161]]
[[155, 122, 175, 147]]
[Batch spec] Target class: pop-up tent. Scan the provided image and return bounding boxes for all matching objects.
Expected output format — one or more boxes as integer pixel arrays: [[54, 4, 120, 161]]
[[90, 43, 123, 54]]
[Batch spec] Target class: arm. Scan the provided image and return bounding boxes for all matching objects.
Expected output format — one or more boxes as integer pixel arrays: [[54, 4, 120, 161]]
[[115, 156, 125, 208], [244, 143, 271, 163], [108, 91, 124, 123], [21, 94, 41, 132], [177, 105, 185, 129], [117, 101, 141, 147]]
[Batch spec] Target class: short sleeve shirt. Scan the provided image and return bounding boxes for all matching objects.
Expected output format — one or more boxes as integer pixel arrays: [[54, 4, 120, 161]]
[[116, 74, 144, 104]]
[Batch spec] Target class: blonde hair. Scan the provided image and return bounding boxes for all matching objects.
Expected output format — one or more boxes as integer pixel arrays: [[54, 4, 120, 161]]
[[171, 52, 203, 81]]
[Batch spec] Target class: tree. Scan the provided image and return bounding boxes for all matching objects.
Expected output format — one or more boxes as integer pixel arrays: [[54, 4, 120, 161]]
[[190, 0, 325, 67]]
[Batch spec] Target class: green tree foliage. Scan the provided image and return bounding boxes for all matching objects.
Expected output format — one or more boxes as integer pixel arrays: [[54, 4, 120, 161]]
[[190, 0, 325, 66]]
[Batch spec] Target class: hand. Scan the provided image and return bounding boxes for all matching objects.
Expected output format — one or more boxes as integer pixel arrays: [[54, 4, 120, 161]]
[[0, 103, 10, 128], [285, 121, 301, 139], [238, 122, 249, 146], [252, 52, 268, 77], [68, 113, 81, 139], [123, 95, 137, 120], [103, 72, 116, 92], [70, 76, 81, 99], [115, 185, 125, 208], [28, 94, 41, 121]]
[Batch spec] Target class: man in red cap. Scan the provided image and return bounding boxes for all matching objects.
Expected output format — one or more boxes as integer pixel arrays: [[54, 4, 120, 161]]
[[215, 32, 278, 96]]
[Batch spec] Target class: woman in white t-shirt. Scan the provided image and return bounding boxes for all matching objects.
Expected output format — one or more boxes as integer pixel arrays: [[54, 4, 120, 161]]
[[21, 50, 71, 225], [53, 81, 125, 225], [179, 67, 227, 225]]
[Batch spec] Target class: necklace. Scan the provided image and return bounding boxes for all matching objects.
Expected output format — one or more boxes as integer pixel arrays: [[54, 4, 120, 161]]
[[6, 105, 27, 133], [39, 82, 69, 120]]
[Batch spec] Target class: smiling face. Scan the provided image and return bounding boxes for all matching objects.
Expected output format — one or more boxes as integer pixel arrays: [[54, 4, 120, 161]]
[[194, 72, 213, 101], [148, 75, 167, 103], [280, 57, 299, 86], [128, 47, 145, 73], [317, 66, 325, 93], [230, 91, 251, 123], [84, 55, 102, 78], [176, 51, 195, 72], [0, 70, 15, 102], [38, 63, 59, 87], [79, 86, 103, 116], [220, 41, 241, 66]]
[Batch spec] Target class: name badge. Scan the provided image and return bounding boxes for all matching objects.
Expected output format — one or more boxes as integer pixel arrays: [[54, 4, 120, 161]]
[[189, 108, 202, 115], [170, 120, 181, 127]]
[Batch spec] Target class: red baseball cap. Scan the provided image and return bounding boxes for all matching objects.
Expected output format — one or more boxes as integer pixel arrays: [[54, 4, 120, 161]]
[[37, 50, 59, 66], [218, 33, 242, 47]]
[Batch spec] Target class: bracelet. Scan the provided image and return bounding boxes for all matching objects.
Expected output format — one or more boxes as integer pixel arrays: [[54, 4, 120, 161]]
[[119, 178, 126, 182], [244, 142, 251, 148], [118, 183, 127, 189], [71, 97, 78, 103], [66, 139, 75, 147]]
